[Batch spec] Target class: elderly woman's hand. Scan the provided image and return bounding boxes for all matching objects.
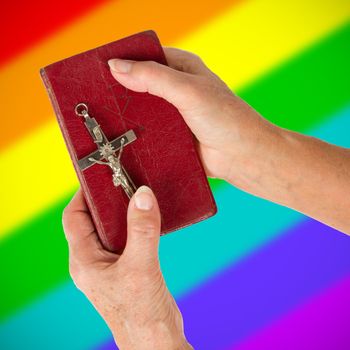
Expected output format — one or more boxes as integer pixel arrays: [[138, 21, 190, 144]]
[[107, 47, 350, 234], [62, 186, 193, 350], [107, 47, 259, 183]]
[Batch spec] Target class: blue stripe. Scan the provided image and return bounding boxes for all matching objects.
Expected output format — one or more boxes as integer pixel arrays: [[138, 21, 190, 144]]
[[180, 220, 350, 349], [99, 219, 350, 350]]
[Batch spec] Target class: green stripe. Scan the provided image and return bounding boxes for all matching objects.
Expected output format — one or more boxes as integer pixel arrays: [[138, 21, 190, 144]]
[[240, 22, 350, 131], [0, 195, 72, 321], [1, 23, 349, 322]]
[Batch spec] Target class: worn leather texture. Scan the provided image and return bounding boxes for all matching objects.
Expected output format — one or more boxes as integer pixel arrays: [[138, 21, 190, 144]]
[[40, 30, 217, 253]]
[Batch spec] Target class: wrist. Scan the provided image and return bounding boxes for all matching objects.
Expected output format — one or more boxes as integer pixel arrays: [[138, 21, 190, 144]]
[[111, 320, 192, 350], [224, 112, 287, 193]]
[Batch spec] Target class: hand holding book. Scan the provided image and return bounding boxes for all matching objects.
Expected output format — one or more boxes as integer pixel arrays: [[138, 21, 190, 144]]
[[53, 32, 350, 349]]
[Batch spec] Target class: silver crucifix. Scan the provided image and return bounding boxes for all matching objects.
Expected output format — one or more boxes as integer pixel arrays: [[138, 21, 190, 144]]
[[75, 103, 137, 199]]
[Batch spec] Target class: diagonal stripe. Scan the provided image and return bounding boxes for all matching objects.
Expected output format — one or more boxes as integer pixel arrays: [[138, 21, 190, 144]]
[[1, 105, 349, 323], [234, 277, 350, 350], [2, 217, 350, 350], [0, 282, 111, 350], [1, 23, 349, 239], [0, 0, 238, 150], [179, 0, 350, 93], [0, 122, 78, 234], [98, 220, 350, 350], [0, 0, 349, 151], [0, 0, 109, 66], [240, 22, 350, 131], [171, 220, 350, 350]]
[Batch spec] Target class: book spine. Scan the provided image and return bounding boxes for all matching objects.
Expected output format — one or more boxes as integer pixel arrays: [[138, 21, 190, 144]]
[[39, 68, 111, 250]]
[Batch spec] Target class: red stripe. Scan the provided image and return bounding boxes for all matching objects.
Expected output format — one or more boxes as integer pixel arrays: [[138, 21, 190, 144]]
[[0, 0, 110, 66]]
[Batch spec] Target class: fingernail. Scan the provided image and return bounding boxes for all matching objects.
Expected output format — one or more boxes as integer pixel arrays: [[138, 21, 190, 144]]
[[134, 186, 154, 210], [108, 58, 133, 73]]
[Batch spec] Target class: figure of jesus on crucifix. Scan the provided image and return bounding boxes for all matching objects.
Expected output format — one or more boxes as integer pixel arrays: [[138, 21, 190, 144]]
[[75, 103, 137, 199], [88, 138, 135, 198]]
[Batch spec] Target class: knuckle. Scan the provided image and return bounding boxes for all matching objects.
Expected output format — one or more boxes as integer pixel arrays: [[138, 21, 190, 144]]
[[129, 218, 159, 237], [68, 255, 93, 287], [68, 261, 81, 284], [62, 207, 70, 225], [188, 52, 203, 64], [181, 52, 206, 73], [62, 207, 74, 234], [68, 260, 89, 290], [135, 60, 158, 79]]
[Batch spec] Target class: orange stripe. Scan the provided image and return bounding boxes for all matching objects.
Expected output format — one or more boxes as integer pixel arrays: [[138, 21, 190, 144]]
[[0, 0, 238, 151]]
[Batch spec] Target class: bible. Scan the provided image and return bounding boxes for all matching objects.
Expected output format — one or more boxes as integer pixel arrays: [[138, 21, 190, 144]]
[[40, 30, 217, 253]]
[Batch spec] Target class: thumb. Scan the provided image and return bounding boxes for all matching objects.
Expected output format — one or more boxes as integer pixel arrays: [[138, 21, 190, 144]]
[[107, 58, 200, 113], [122, 185, 161, 269]]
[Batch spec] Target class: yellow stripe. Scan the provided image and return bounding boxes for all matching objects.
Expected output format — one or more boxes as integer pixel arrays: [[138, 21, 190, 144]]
[[1, 0, 349, 237], [0, 122, 79, 223], [179, 0, 350, 87]]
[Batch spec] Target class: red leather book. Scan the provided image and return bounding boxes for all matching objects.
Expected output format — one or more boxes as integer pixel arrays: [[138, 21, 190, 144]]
[[40, 30, 217, 253]]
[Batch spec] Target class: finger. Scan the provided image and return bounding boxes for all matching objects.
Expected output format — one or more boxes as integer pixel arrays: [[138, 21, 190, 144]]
[[122, 185, 161, 269], [162, 46, 211, 76], [107, 58, 201, 113], [62, 189, 104, 263]]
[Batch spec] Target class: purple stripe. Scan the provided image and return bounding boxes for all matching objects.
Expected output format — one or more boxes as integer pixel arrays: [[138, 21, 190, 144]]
[[95, 219, 350, 350], [233, 276, 350, 350]]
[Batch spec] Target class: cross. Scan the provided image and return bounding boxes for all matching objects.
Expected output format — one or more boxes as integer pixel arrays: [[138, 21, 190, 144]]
[[75, 103, 137, 199]]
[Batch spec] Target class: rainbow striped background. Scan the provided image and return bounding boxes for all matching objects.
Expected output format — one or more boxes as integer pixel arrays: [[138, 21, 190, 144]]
[[1, 1, 350, 349]]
